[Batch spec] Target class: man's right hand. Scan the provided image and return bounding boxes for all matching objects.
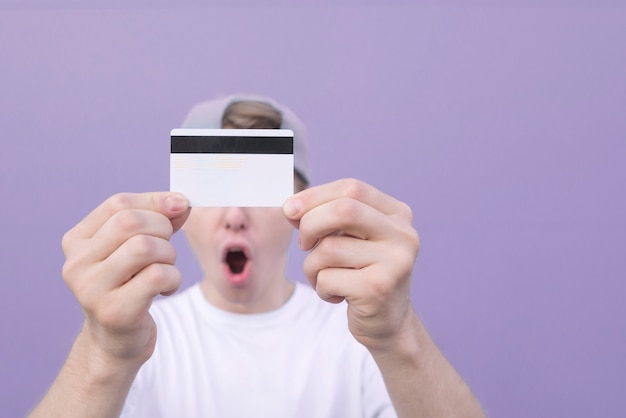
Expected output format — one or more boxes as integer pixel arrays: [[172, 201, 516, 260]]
[[61, 192, 190, 364], [29, 192, 190, 418]]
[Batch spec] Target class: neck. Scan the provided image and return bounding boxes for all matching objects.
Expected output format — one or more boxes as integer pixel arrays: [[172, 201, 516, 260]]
[[199, 277, 295, 314]]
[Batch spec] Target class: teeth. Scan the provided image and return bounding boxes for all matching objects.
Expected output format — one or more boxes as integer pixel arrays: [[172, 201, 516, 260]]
[[229, 247, 243, 253]]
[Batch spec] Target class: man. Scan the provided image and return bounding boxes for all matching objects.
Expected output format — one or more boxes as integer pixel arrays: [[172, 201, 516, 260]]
[[30, 94, 484, 417]]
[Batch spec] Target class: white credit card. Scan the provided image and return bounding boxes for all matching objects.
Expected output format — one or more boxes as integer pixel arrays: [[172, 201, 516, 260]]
[[170, 129, 294, 207]]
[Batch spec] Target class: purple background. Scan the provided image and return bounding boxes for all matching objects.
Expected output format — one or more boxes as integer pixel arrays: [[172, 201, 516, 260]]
[[1, 2, 625, 417]]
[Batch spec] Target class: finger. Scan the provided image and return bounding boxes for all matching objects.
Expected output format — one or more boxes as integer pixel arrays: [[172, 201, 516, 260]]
[[64, 192, 189, 244], [314, 265, 404, 309], [296, 198, 399, 251], [77, 235, 177, 301], [283, 178, 412, 224], [89, 263, 182, 333], [305, 239, 418, 306], [120, 263, 182, 309], [103, 235, 177, 287], [303, 235, 376, 281], [312, 267, 364, 304], [314, 266, 414, 345], [170, 207, 191, 233], [84, 209, 175, 262]]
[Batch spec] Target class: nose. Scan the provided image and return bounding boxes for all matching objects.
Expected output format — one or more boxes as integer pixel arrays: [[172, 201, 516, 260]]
[[223, 207, 248, 232]]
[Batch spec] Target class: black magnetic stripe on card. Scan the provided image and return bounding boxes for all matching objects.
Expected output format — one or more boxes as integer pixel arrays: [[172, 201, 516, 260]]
[[171, 136, 293, 154]]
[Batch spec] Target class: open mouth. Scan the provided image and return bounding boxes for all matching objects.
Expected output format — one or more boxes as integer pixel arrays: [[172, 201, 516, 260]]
[[225, 247, 248, 274]]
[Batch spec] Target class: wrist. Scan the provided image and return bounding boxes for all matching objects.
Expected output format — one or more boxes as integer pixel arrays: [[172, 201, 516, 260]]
[[72, 324, 147, 389], [366, 308, 425, 365], [29, 324, 146, 418]]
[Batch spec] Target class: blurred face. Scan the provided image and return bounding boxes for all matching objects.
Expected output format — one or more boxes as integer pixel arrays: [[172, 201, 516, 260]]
[[183, 206, 295, 314]]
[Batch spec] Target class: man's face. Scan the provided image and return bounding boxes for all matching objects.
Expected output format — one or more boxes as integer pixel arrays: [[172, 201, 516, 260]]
[[183, 206, 295, 313]]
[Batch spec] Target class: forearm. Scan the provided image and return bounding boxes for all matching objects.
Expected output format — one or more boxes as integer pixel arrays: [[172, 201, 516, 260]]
[[29, 329, 142, 418], [370, 310, 485, 418]]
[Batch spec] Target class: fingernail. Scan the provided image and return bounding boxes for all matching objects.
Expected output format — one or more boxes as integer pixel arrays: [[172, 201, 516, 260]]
[[283, 198, 302, 218], [165, 194, 188, 212]]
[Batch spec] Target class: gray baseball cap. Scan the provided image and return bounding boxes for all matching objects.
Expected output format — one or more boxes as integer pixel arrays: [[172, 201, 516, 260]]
[[181, 93, 311, 184]]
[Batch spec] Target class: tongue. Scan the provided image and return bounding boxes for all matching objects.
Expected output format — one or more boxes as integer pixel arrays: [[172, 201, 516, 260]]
[[226, 251, 247, 274]]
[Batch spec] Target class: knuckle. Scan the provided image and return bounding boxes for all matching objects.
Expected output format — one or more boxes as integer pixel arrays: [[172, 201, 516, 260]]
[[125, 234, 158, 259], [107, 193, 135, 213], [405, 226, 421, 254], [398, 201, 414, 223], [315, 268, 332, 289], [387, 232, 419, 279], [396, 245, 418, 280], [302, 255, 320, 287], [61, 258, 78, 284], [314, 269, 331, 294], [114, 210, 146, 235], [61, 253, 91, 289], [61, 230, 75, 256], [392, 222, 420, 256], [61, 267, 75, 290], [302, 255, 317, 280], [142, 264, 167, 288], [315, 270, 345, 304], [143, 263, 180, 292], [315, 236, 341, 259], [341, 178, 367, 201], [334, 199, 361, 225]]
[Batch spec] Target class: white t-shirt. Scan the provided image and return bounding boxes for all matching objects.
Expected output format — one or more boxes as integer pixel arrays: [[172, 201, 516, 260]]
[[121, 282, 395, 418]]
